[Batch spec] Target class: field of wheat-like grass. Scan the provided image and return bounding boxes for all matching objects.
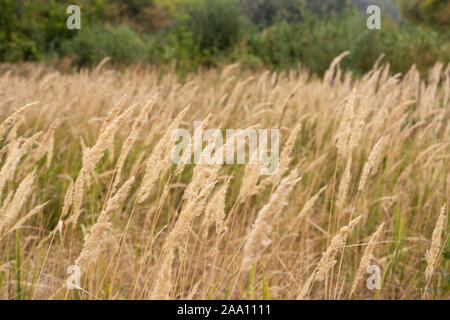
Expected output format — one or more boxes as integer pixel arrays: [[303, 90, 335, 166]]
[[0, 56, 448, 300]]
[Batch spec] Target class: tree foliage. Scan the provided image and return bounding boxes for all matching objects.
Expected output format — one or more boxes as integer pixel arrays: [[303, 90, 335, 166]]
[[398, 0, 450, 26]]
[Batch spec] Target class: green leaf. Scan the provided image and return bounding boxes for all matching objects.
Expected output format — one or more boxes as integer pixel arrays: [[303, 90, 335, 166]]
[[262, 264, 270, 300]]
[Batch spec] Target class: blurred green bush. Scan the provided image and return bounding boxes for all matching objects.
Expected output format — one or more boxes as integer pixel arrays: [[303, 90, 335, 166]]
[[245, 9, 363, 73], [244, 9, 449, 75], [0, 0, 448, 77], [173, 0, 242, 55], [61, 24, 147, 66], [348, 23, 448, 75]]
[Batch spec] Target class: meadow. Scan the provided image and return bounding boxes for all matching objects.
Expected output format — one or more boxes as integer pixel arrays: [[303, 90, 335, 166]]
[[0, 55, 448, 299]]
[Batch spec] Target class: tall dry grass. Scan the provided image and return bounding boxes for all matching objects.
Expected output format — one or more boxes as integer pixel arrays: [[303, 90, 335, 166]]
[[0, 57, 448, 300]]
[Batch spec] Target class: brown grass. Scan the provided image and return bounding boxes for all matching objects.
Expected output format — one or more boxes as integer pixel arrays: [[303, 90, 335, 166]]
[[0, 57, 448, 300]]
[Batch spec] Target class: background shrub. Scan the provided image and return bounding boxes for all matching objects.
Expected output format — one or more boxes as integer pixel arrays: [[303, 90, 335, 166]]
[[173, 0, 242, 54], [61, 24, 147, 67], [0, 0, 448, 76]]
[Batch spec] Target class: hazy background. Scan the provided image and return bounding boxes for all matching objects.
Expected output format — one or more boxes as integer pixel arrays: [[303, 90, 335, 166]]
[[0, 0, 448, 76]]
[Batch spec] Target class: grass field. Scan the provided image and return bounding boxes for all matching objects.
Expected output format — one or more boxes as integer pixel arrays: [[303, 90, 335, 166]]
[[0, 56, 448, 299]]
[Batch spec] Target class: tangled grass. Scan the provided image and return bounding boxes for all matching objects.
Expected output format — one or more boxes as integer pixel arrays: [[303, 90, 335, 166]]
[[0, 56, 448, 300]]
